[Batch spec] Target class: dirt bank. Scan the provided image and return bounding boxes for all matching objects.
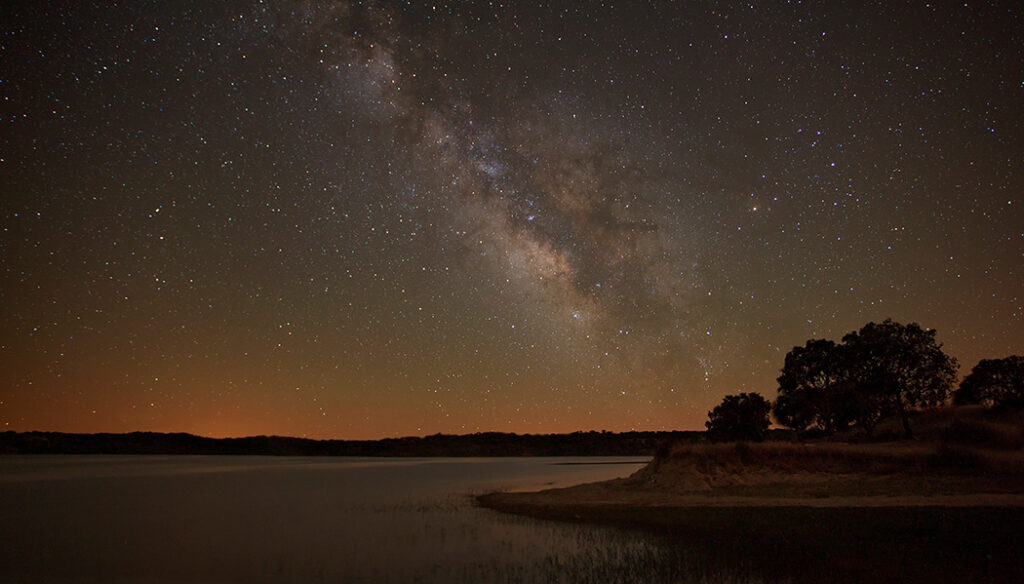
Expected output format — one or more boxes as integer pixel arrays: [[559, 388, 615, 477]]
[[478, 441, 1024, 529]]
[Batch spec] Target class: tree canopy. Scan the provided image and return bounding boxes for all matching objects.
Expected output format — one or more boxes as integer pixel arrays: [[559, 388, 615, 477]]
[[773, 339, 858, 434], [773, 319, 958, 438], [706, 392, 772, 442], [954, 356, 1024, 409], [842, 320, 958, 437]]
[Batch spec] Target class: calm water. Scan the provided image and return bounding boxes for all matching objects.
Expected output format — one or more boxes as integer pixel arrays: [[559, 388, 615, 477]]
[[0, 455, 686, 583], [5, 456, 1019, 583]]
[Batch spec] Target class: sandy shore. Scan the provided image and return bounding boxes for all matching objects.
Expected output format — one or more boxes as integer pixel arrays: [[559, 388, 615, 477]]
[[478, 442, 1024, 534]]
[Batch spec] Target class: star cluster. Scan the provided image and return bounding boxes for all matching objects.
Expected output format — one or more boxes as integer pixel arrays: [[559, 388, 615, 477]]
[[2, 1, 1021, 438]]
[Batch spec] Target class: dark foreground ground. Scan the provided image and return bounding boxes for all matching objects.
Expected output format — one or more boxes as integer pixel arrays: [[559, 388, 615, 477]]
[[478, 495, 1024, 584]]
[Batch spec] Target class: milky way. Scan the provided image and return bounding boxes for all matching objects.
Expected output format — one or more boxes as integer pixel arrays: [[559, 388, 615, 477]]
[[2, 1, 1021, 438]]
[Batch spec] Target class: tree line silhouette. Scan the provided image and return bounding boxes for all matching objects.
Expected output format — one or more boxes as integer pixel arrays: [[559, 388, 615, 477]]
[[707, 319, 1024, 442], [0, 429, 698, 456]]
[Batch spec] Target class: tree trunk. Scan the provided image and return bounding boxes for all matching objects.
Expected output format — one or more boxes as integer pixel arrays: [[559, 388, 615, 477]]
[[862, 419, 875, 439], [899, 404, 914, 440]]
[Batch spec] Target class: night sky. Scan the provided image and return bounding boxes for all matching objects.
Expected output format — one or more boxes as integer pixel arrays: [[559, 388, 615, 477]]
[[2, 1, 1021, 439]]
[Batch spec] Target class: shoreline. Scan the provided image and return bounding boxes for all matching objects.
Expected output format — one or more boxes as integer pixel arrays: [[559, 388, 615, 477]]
[[477, 440, 1024, 535], [476, 482, 1024, 580]]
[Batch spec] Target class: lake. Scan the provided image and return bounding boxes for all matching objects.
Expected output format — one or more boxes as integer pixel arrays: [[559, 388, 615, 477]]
[[4, 455, 1021, 583], [1, 455, 683, 583]]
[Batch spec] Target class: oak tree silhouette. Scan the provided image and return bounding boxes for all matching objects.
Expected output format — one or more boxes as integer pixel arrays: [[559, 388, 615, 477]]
[[706, 392, 772, 442], [954, 356, 1024, 409], [773, 319, 957, 439]]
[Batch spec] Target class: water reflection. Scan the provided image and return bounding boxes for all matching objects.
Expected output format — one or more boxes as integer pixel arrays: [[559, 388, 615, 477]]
[[2, 456, 687, 583]]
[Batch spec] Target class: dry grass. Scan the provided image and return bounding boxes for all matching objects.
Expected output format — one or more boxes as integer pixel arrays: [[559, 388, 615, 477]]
[[651, 438, 1024, 478], [617, 436, 1024, 500], [850, 404, 1024, 444], [940, 417, 1024, 450], [660, 441, 930, 473]]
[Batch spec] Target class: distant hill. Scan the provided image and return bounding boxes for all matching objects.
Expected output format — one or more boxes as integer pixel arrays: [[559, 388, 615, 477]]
[[0, 429, 701, 457], [9, 406, 1018, 457], [817, 405, 1024, 449]]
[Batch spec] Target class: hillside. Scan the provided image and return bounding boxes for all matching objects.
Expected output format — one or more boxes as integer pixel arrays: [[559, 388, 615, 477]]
[[0, 429, 697, 457]]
